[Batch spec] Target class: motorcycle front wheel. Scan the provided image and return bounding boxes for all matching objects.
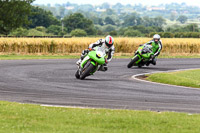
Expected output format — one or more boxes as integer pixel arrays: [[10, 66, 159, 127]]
[[80, 63, 95, 80], [127, 56, 139, 68]]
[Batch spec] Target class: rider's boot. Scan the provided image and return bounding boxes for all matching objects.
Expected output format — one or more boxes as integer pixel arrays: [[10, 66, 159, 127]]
[[76, 49, 89, 65], [151, 57, 157, 65]]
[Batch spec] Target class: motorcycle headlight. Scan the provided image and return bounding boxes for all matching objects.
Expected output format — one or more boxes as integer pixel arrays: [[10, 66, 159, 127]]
[[96, 51, 103, 58], [96, 53, 102, 58]]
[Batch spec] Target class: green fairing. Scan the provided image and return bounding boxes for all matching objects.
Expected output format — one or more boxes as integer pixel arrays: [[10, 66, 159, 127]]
[[88, 51, 105, 65], [132, 45, 154, 66], [80, 56, 89, 68], [80, 47, 106, 75]]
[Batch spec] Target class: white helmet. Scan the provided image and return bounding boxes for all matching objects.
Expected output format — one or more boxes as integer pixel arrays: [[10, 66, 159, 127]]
[[105, 35, 114, 48], [153, 34, 160, 43]]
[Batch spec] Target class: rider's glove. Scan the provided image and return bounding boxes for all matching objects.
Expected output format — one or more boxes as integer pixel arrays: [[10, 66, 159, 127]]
[[105, 59, 108, 64], [89, 48, 93, 51]]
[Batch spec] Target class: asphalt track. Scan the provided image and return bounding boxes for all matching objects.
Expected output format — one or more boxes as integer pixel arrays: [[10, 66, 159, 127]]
[[0, 58, 200, 113]]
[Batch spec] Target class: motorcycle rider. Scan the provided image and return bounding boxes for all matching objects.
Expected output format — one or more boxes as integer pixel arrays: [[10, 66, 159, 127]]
[[145, 34, 162, 65], [76, 35, 115, 71]]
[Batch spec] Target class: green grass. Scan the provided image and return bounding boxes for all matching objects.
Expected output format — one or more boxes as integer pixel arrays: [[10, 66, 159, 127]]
[[0, 101, 200, 133], [0, 54, 200, 60], [0, 55, 80, 60], [147, 69, 200, 88]]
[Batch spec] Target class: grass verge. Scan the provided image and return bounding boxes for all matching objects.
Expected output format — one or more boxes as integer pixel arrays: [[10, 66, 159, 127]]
[[146, 69, 200, 88], [0, 54, 200, 60], [0, 101, 200, 133], [0, 55, 80, 60]]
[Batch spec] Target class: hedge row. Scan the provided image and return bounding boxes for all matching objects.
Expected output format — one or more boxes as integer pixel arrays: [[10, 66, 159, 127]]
[[149, 32, 200, 38]]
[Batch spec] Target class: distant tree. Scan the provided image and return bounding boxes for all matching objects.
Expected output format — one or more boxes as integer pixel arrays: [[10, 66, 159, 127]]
[[142, 16, 154, 27], [47, 25, 67, 35], [103, 25, 116, 33], [109, 30, 118, 36], [131, 25, 146, 34], [145, 27, 156, 33], [58, 6, 65, 18], [35, 26, 47, 32], [123, 13, 142, 27], [27, 29, 49, 36], [177, 15, 188, 24], [28, 6, 60, 28], [170, 13, 176, 21], [113, 3, 123, 9], [9, 27, 28, 36], [101, 3, 110, 9], [98, 18, 104, 26], [70, 29, 87, 37], [0, 0, 34, 35], [105, 17, 115, 25], [105, 9, 116, 15], [124, 29, 142, 37], [185, 24, 199, 32], [63, 13, 96, 35], [153, 16, 166, 27]]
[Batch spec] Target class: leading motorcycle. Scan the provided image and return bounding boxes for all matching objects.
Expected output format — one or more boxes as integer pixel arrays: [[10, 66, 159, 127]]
[[75, 47, 107, 80]]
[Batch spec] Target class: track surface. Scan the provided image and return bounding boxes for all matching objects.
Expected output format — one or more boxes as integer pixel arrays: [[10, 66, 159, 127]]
[[0, 58, 200, 113]]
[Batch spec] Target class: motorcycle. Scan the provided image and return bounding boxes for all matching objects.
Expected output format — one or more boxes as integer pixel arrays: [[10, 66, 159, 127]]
[[75, 47, 107, 80], [127, 44, 154, 68]]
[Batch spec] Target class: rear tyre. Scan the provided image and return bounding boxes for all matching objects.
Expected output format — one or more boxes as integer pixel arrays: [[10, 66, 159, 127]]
[[75, 70, 80, 79], [127, 56, 139, 68], [80, 63, 95, 80]]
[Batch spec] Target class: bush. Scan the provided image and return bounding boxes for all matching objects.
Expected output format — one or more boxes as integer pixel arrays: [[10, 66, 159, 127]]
[[124, 29, 141, 37], [70, 29, 87, 37], [162, 32, 174, 38], [102, 25, 116, 33], [9, 28, 28, 36], [47, 25, 67, 35], [190, 32, 200, 38], [27, 29, 51, 36], [109, 30, 118, 36], [35, 26, 47, 32]]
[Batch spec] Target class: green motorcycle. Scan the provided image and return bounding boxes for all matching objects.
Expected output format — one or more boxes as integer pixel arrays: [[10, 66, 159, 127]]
[[127, 45, 154, 68], [75, 47, 107, 80]]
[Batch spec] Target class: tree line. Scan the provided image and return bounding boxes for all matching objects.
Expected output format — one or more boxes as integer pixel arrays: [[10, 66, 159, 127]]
[[0, 1, 200, 38]]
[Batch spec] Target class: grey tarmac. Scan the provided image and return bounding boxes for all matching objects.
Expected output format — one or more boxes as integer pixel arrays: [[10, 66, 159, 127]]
[[0, 58, 200, 113]]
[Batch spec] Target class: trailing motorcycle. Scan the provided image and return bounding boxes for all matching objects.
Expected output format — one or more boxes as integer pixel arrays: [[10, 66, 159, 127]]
[[127, 44, 154, 68], [75, 47, 107, 80]]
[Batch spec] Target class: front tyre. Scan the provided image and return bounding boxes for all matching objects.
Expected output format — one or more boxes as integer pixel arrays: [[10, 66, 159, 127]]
[[75, 70, 80, 79], [80, 63, 95, 80], [127, 56, 139, 68]]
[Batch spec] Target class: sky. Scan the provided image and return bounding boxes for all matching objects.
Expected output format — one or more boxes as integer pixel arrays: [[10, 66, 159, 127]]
[[33, 0, 200, 7]]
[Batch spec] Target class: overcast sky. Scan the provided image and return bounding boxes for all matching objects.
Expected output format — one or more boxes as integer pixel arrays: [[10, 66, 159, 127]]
[[33, 0, 200, 7]]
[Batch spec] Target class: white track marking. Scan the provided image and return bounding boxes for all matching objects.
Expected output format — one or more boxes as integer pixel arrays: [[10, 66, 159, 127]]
[[40, 104, 94, 109]]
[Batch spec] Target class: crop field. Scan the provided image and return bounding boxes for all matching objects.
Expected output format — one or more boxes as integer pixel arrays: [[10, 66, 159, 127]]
[[0, 37, 200, 56]]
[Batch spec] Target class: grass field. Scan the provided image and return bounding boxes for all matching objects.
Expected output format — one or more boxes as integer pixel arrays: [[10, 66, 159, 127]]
[[0, 37, 200, 56], [0, 101, 200, 133], [146, 69, 200, 88]]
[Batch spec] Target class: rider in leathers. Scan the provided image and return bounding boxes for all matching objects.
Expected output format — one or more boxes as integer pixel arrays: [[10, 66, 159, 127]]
[[76, 35, 115, 71], [145, 34, 162, 65]]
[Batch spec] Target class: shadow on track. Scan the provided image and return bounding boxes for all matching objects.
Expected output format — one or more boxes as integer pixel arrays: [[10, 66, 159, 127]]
[[75, 78, 116, 82]]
